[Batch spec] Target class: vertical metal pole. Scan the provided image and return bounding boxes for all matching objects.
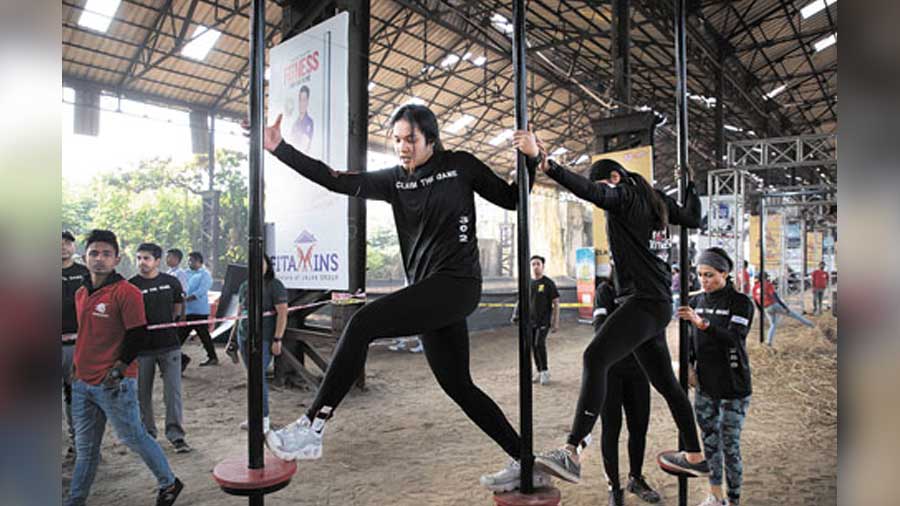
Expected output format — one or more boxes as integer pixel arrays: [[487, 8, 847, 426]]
[[512, 0, 533, 494], [759, 196, 766, 344], [208, 113, 218, 278], [342, 0, 369, 295], [673, 1, 690, 505], [248, 1, 266, 505]]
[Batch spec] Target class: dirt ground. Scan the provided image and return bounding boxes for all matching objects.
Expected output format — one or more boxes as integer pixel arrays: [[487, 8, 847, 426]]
[[62, 304, 837, 505]]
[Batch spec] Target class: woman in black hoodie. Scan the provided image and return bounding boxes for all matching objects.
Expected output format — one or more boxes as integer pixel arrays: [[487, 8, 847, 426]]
[[533, 152, 709, 483], [676, 247, 754, 506]]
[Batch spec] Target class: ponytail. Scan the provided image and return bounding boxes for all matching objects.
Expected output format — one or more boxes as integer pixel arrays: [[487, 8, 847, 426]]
[[629, 172, 668, 230]]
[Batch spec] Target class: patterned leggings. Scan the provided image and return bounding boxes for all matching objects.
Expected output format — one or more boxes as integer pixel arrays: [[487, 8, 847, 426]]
[[694, 389, 751, 504]]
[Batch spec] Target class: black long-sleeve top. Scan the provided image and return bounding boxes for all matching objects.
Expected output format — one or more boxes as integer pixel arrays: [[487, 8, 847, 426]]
[[689, 281, 755, 399], [273, 141, 537, 283], [546, 160, 701, 302]]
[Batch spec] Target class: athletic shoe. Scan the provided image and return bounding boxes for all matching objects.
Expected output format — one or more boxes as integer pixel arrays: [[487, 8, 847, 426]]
[[265, 415, 322, 461], [532, 371, 541, 383], [156, 477, 183, 506], [539, 371, 550, 385], [696, 494, 726, 506], [535, 448, 581, 483], [172, 439, 192, 454], [479, 459, 552, 492], [658, 451, 710, 477], [627, 475, 661, 503], [388, 340, 407, 352], [225, 344, 240, 364], [199, 357, 219, 367], [239, 417, 270, 433], [608, 488, 624, 506], [408, 342, 423, 353], [180, 355, 191, 373]]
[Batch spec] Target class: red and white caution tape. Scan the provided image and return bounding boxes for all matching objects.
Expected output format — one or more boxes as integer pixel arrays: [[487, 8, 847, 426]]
[[146, 292, 366, 331]]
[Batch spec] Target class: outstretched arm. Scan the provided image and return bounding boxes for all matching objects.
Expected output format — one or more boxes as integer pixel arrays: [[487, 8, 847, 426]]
[[544, 160, 624, 211], [468, 130, 542, 210], [247, 114, 393, 201], [658, 181, 701, 228]]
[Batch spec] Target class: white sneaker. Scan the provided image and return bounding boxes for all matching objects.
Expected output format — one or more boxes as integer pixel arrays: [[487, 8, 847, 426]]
[[696, 494, 727, 506], [480, 459, 552, 492], [265, 415, 322, 461], [532, 371, 541, 383], [239, 416, 270, 433], [539, 371, 550, 385]]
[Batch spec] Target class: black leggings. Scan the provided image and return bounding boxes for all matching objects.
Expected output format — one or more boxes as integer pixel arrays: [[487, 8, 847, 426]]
[[601, 361, 650, 488], [531, 325, 550, 372], [178, 314, 218, 361], [568, 298, 700, 452], [307, 274, 521, 458]]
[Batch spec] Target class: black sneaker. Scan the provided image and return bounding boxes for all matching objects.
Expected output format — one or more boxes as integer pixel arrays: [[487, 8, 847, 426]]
[[608, 488, 624, 506], [156, 477, 183, 506], [627, 475, 661, 503], [172, 439, 192, 453], [657, 451, 710, 477], [180, 355, 191, 373], [199, 357, 219, 367], [225, 344, 240, 364]]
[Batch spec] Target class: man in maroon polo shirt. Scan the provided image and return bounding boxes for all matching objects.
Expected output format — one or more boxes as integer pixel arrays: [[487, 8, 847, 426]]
[[66, 229, 183, 506]]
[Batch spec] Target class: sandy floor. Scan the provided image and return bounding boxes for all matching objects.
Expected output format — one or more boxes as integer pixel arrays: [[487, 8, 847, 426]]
[[62, 305, 836, 505]]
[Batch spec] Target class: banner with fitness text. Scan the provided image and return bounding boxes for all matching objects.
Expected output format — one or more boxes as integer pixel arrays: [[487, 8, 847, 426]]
[[265, 13, 350, 289]]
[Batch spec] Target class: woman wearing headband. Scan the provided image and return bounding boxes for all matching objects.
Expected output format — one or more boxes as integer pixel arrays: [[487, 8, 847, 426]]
[[676, 247, 755, 506]]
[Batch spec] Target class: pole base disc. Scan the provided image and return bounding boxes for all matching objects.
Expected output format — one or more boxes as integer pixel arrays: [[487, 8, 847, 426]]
[[212, 454, 297, 496], [492, 486, 561, 506]]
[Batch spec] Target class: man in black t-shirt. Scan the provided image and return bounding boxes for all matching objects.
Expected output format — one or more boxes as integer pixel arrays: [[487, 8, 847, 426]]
[[129, 243, 192, 453], [62, 230, 90, 456], [512, 255, 560, 385]]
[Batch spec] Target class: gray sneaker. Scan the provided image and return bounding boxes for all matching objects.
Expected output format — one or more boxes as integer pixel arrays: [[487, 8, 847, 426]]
[[480, 459, 552, 493], [539, 371, 550, 385], [265, 415, 322, 461], [658, 451, 710, 477], [535, 448, 581, 483]]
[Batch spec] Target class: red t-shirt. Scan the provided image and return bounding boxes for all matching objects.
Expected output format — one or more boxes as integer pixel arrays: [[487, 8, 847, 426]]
[[738, 269, 751, 294], [752, 280, 777, 308], [811, 269, 828, 290], [74, 276, 147, 385]]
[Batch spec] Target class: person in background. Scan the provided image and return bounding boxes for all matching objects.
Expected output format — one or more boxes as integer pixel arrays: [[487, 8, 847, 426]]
[[226, 254, 287, 433], [595, 270, 661, 506], [512, 255, 560, 385], [677, 248, 754, 506], [753, 272, 814, 347], [810, 262, 829, 315], [62, 230, 90, 459], [129, 243, 191, 453], [179, 252, 218, 367], [66, 229, 183, 506], [164, 249, 190, 290], [737, 260, 751, 295]]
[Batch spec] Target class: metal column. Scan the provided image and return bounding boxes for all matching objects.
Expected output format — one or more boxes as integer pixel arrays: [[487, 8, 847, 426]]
[[512, 0, 534, 494], [674, 1, 691, 504], [247, 0, 266, 504]]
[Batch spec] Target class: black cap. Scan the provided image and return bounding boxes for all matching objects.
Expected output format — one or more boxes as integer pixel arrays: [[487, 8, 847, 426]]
[[62, 230, 76, 242], [589, 159, 629, 182]]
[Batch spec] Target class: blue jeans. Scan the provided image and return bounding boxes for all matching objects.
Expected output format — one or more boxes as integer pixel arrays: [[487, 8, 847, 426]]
[[66, 378, 175, 506], [766, 304, 815, 346], [238, 337, 274, 418]]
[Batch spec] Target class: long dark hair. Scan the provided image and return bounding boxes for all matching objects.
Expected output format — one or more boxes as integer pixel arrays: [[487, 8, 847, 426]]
[[389, 104, 445, 152], [630, 171, 668, 230], [263, 254, 274, 282]]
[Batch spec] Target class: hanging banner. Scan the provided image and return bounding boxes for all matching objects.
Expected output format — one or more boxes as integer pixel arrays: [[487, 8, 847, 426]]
[[590, 146, 654, 277], [266, 13, 350, 289], [749, 214, 783, 269], [806, 231, 823, 269], [575, 247, 596, 321]]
